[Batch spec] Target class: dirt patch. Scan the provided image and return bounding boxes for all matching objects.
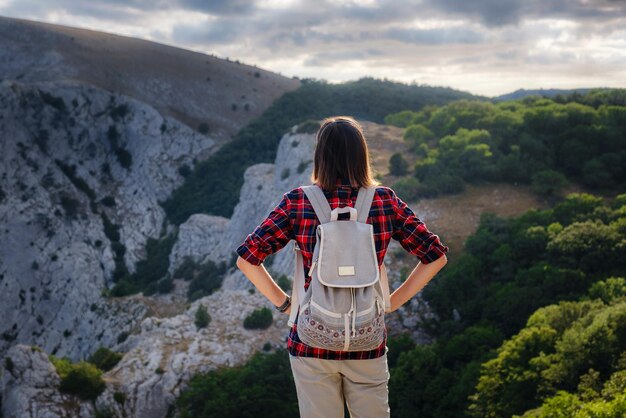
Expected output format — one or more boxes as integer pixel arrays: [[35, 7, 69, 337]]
[[360, 120, 547, 255], [409, 184, 546, 255]]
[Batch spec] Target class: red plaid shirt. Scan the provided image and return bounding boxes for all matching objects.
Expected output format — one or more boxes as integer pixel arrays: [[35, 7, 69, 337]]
[[236, 178, 448, 360]]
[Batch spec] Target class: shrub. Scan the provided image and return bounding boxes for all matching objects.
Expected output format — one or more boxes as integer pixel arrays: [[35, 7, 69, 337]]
[[389, 152, 409, 176], [49, 356, 105, 401], [157, 276, 174, 294], [88, 347, 122, 372], [117, 331, 130, 344], [185, 259, 226, 301], [113, 391, 126, 405], [195, 305, 211, 329], [114, 147, 132, 169], [176, 350, 298, 418], [297, 160, 311, 174], [100, 196, 116, 207], [531, 169, 567, 197], [391, 177, 422, 202], [60, 194, 80, 220], [296, 120, 321, 133], [197, 123, 209, 134], [178, 165, 192, 178], [243, 307, 273, 330], [55, 160, 96, 200], [109, 103, 129, 121], [39, 90, 66, 112], [4, 356, 14, 373], [276, 274, 291, 292], [101, 213, 120, 242]]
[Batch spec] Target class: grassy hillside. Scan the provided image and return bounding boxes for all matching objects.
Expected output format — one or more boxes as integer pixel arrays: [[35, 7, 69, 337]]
[[161, 77, 481, 223], [0, 16, 300, 140]]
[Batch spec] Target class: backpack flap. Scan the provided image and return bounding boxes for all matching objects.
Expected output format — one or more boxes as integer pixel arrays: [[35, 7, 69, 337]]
[[314, 221, 379, 288]]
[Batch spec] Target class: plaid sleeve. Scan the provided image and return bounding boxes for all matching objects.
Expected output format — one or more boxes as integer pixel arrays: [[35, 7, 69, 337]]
[[235, 192, 295, 266], [389, 188, 449, 264]]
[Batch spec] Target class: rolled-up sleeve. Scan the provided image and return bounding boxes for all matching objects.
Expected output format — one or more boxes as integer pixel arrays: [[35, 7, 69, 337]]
[[235, 193, 295, 265], [390, 189, 448, 264]]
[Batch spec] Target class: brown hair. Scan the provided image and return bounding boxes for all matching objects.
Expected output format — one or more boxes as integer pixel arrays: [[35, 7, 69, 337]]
[[311, 116, 379, 190]]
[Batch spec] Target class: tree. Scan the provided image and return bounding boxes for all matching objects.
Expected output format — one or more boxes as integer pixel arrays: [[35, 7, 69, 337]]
[[531, 170, 567, 197], [195, 305, 211, 328], [389, 152, 409, 176]]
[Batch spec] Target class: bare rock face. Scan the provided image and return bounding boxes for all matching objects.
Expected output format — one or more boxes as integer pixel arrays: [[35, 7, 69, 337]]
[[0, 80, 217, 361], [169, 128, 317, 289], [0, 121, 437, 418], [95, 290, 289, 418], [0, 344, 95, 418]]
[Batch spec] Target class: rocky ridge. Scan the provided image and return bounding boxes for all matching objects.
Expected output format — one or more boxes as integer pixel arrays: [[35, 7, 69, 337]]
[[0, 79, 217, 361]]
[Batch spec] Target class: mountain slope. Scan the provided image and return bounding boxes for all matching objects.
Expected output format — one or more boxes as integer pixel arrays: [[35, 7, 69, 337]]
[[0, 15, 301, 141]]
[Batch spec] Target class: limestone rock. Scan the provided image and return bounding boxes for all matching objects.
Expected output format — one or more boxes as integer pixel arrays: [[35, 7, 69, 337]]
[[96, 289, 289, 418], [0, 80, 216, 361], [0, 344, 95, 418]]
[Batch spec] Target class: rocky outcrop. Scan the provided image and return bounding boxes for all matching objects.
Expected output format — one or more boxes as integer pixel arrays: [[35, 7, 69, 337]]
[[96, 290, 289, 418], [169, 128, 317, 289], [0, 79, 217, 361], [0, 344, 95, 418]]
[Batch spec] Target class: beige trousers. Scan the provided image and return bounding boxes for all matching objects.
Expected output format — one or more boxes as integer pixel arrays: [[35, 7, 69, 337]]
[[289, 354, 391, 418]]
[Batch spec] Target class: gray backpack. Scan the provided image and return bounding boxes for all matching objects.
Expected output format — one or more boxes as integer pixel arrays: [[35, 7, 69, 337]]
[[288, 185, 391, 351]]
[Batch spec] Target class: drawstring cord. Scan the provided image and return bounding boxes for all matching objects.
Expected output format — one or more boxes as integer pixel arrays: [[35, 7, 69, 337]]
[[350, 288, 356, 337]]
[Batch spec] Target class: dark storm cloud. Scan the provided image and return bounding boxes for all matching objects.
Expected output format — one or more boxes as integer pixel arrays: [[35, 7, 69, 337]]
[[383, 27, 485, 45], [177, 0, 257, 16], [422, 0, 626, 27], [0, 0, 170, 22]]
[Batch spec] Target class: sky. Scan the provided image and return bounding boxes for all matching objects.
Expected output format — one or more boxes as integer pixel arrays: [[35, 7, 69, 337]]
[[1, 0, 626, 97]]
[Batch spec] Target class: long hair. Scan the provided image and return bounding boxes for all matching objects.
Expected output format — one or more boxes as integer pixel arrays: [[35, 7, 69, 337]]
[[311, 116, 379, 190]]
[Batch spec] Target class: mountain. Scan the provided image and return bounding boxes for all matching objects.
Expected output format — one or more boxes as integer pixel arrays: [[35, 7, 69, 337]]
[[493, 87, 601, 101], [0, 15, 300, 141], [0, 16, 512, 418]]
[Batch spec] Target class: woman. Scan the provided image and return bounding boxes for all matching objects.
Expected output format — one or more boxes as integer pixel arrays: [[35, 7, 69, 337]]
[[235, 116, 448, 418]]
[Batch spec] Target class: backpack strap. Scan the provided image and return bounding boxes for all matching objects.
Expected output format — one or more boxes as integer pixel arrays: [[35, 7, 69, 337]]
[[380, 263, 392, 313], [302, 185, 331, 224], [289, 185, 330, 327], [354, 186, 377, 223], [288, 244, 305, 327]]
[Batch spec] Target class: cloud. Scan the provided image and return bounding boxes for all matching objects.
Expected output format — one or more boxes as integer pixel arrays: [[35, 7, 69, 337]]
[[0, 0, 625, 95], [302, 48, 384, 66], [383, 27, 485, 45], [178, 0, 257, 16], [171, 17, 244, 44], [422, 0, 626, 27]]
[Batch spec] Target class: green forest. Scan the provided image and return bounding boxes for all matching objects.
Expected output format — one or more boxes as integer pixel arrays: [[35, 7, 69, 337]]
[[386, 91, 626, 201], [172, 88, 626, 417], [175, 193, 626, 418], [161, 77, 477, 223]]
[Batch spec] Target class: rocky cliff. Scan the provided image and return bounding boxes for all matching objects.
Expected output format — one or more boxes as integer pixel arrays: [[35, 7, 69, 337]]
[[0, 79, 217, 361], [1, 125, 439, 417]]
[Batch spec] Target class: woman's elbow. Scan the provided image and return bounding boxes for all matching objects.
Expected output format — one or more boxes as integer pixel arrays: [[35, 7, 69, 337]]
[[236, 256, 250, 270]]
